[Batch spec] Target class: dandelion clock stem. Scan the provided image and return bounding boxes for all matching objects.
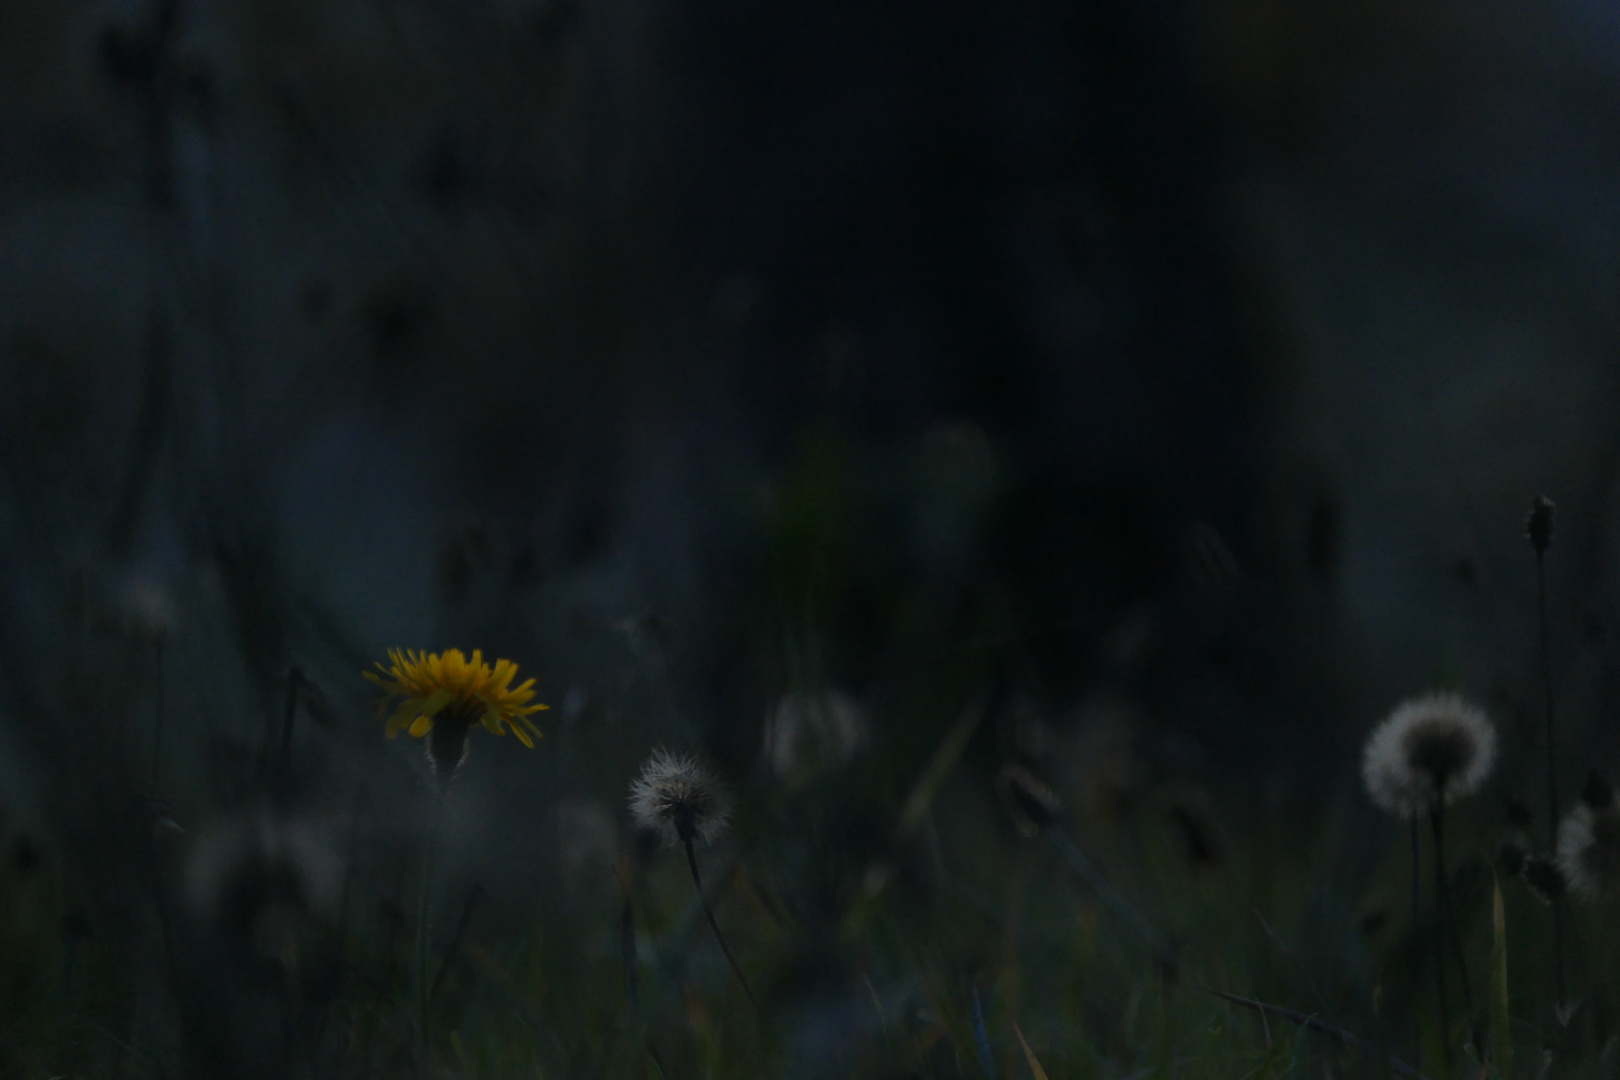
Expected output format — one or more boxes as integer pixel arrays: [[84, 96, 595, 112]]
[[681, 832, 756, 1007], [1430, 803, 1452, 1068], [1432, 801, 1473, 1019], [1409, 816, 1420, 946], [1410, 814, 1422, 1071]]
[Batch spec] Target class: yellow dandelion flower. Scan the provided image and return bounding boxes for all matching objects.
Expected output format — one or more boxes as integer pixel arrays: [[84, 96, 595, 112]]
[[365, 648, 548, 749]]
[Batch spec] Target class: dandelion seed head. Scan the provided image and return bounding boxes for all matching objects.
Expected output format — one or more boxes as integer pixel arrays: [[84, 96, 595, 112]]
[[1362, 693, 1496, 818], [1558, 798, 1620, 901], [628, 748, 731, 847]]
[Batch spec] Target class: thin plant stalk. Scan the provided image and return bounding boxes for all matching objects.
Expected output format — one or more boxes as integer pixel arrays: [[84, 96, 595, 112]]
[[972, 986, 997, 1080], [1410, 816, 1421, 1072], [280, 666, 302, 778], [681, 834, 756, 1008], [614, 856, 640, 1009], [314, 786, 368, 1051], [431, 884, 487, 998], [1432, 803, 1473, 1019], [151, 633, 165, 791], [417, 788, 447, 1054], [1536, 547, 1567, 1007], [1410, 818, 1420, 941], [1430, 803, 1452, 1070], [620, 901, 638, 1008]]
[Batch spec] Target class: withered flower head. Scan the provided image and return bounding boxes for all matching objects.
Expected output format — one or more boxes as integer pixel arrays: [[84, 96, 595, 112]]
[[1362, 693, 1496, 819], [628, 749, 732, 848]]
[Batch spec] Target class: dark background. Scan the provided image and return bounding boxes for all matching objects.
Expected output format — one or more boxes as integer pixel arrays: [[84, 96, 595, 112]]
[[2, 0, 1620, 1075]]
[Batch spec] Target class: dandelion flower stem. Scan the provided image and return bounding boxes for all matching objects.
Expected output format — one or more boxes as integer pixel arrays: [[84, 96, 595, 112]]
[[681, 834, 756, 1008], [417, 787, 447, 1055]]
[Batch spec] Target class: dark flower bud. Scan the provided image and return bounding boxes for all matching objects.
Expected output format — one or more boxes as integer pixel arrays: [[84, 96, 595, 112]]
[[1581, 770, 1614, 812], [1522, 854, 1568, 904], [1526, 495, 1555, 555]]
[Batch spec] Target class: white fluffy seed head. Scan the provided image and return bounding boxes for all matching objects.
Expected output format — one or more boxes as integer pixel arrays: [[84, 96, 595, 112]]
[[628, 748, 732, 848], [1557, 803, 1620, 901], [1361, 693, 1496, 819]]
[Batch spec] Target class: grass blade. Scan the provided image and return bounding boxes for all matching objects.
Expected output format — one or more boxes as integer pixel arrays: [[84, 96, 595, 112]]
[[1490, 875, 1512, 1077], [1012, 1022, 1050, 1080]]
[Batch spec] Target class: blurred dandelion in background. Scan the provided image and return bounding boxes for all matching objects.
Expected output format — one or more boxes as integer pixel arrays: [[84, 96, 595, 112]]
[[760, 690, 867, 783], [1362, 692, 1495, 1063], [183, 814, 343, 975], [1558, 773, 1620, 901]]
